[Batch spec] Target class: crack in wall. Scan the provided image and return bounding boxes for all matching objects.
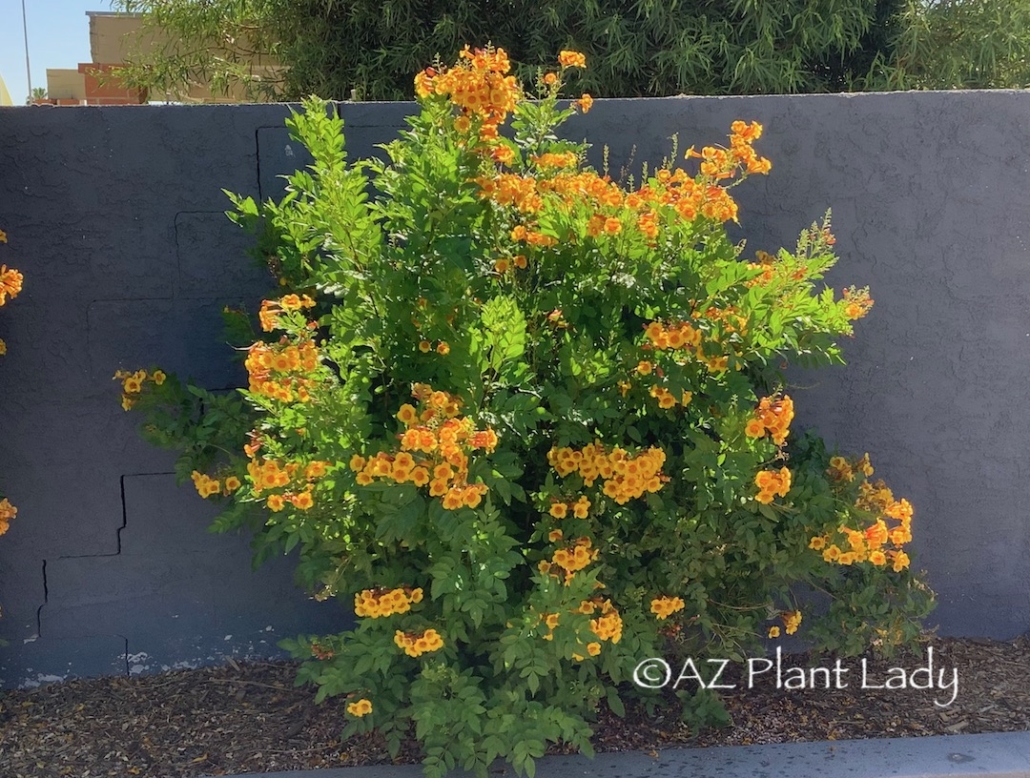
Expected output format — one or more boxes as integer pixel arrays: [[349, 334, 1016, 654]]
[[117, 473, 127, 554], [255, 126, 265, 202], [35, 559, 47, 638], [34, 473, 173, 637], [54, 473, 176, 560], [120, 636, 129, 677], [32, 476, 151, 678]]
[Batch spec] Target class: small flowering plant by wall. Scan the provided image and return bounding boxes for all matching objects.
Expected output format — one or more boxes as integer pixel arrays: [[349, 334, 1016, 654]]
[[0, 226, 21, 544], [118, 48, 934, 778], [0, 226, 22, 630]]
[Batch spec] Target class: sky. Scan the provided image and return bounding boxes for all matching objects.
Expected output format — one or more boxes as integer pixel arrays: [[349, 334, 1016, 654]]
[[0, 0, 110, 104]]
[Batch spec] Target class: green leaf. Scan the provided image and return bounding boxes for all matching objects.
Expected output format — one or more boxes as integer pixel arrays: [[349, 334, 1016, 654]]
[[605, 686, 626, 718]]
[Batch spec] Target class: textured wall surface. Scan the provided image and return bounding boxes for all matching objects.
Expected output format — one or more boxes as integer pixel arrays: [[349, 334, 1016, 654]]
[[1, 92, 1028, 686]]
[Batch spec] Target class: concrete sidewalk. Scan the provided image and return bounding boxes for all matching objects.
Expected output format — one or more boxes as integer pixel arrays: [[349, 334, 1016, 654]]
[[220, 732, 1030, 778]]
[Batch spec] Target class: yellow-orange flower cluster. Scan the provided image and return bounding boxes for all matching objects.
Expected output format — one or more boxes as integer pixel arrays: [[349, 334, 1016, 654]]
[[476, 146, 766, 251], [187, 471, 241, 500], [650, 596, 685, 620], [745, 250, 777, 287], [536, 599, 621, 650], [354, 587, 424, 618], [548, 495, 591, 520], [644, 164, 732, 223], [475, 173, 542, 214], [0, 264, 23, 306], [532, 152, 578, 170], [643, 314, 738, 373], [643, 320, 703, 352], [476, 168, 633, 247], [474, 119, 769, 255], [113, 368, 167, 411], [493, 254, 529, 273], [244, 456, 323, 511], [649, 385, 693, 410], [542, 170, 625, 211], [508, 223, 557, 247], [745, 395, 795, 445], [558, 50, 586, 69], [842, 286, 874, 320], [248, 458, 293, 492], [394, 628, 444, 657], [687, 121, 771, 180], [538, 610, 561, 639], [548, 443, 666, 505], [867, 487, 914, 525], [551, 537, 598, 573], [629, 152, 755, 225], [754, 467, 792, 504], [258, 294, 316, 332], [191, 470, 222, 498], [813, 463, 914, 571], [397, 384, 464, 424], [589, 599, 623, 643], [781, 610, 802, 635], [692, 304, 749, 336], [351, 384, 496, 510], [414, 46, 520, 143], [569, 642, 603, 662], [0, 498, 16, 536], [347, 698, 373, 717], [310, 641, 334, 660], [827, 453, 874, 482], [245, 339, 319, 403]]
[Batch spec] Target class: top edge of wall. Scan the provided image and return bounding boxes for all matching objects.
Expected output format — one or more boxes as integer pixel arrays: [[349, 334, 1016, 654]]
[[3, 89, 1029, 112]]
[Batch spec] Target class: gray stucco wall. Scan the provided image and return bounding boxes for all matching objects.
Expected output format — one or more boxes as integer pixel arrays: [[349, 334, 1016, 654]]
[[1, 92, 1028, 687]]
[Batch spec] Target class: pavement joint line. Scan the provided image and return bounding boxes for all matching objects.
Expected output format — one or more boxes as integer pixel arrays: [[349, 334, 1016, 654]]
[[211, 731, 1030, 778]]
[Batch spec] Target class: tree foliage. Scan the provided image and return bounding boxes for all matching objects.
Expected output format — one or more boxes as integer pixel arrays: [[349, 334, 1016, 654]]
[[112, 0, 1030, 102], [889, 0, 1030, 89]]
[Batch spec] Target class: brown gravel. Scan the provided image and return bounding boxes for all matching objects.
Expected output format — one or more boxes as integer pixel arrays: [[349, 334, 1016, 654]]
[[1, 636, 1027, 777]]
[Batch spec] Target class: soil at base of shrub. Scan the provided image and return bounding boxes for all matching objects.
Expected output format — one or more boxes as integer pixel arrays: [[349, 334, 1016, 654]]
[[1, 636, 1027, 778]]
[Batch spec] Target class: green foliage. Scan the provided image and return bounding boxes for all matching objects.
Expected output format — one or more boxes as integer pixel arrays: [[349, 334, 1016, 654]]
[[112, 0, 1030, 101], [111, 0, 285, 101], [120, 53, 934, 777], [890, 0, 1030, 88]]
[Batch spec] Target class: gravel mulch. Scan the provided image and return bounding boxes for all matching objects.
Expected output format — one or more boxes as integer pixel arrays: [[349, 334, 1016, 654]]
[[1, 636, 1027, 777]]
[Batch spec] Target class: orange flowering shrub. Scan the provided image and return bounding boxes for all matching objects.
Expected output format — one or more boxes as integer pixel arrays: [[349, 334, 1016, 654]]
[[118, 47, 934, 778], [0, 227, 20, 559]]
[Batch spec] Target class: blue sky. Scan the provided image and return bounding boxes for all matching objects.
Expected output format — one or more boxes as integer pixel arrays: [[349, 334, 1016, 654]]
[[1, 0, 110, 103]]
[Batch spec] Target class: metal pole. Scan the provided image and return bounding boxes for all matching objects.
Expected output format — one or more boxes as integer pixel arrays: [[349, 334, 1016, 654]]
[[21, 0, 32, 99]]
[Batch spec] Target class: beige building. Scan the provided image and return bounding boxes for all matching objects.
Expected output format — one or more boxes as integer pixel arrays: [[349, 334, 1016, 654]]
[[42, 11, 282, 105], [0, 73, 14, 106]]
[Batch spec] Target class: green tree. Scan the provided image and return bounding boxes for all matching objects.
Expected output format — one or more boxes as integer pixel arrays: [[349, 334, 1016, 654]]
[[890, 0, 1030, 89], [111, 0, 935, 101]]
